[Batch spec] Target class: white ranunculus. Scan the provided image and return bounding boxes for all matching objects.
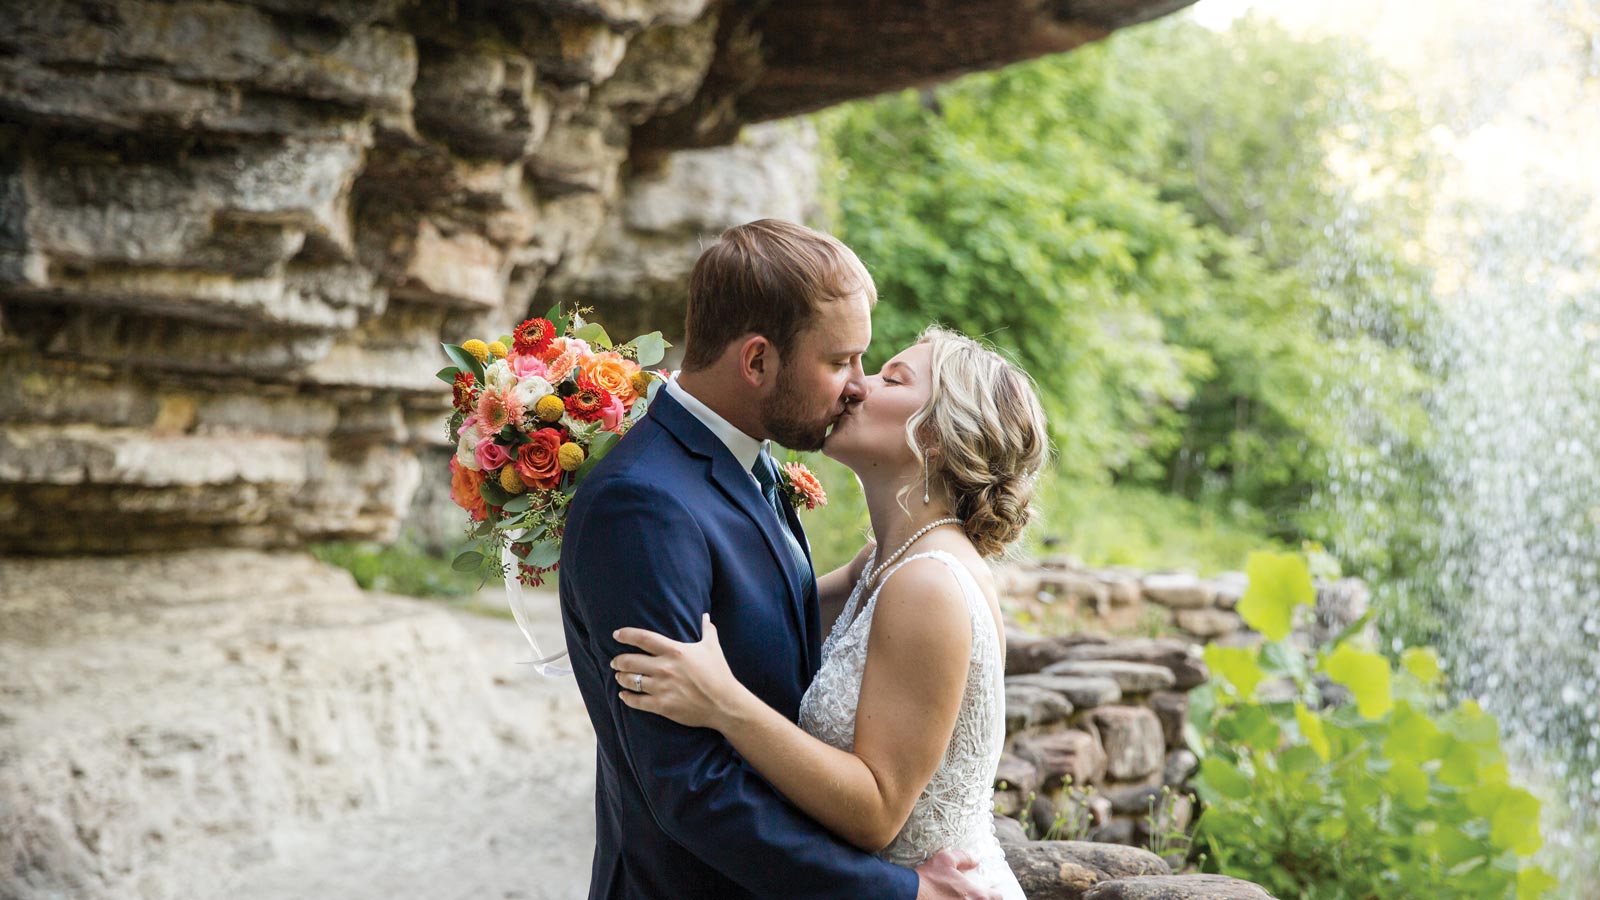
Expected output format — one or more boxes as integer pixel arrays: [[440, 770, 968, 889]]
[[483, 358, 517, 392], [513, 374, 554, 409], [456, 428, 482, 471]]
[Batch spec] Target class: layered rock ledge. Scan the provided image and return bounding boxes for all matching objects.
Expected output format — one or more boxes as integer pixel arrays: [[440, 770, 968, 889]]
[[0, 0, 1195, 554]]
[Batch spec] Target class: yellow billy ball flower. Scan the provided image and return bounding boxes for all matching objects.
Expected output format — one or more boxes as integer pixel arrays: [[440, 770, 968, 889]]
[[499, 465, 525, 494], [558, 442, 586, 471], [487, 340, 508, 359], [630, 371, 653, 398], [461, 339, 490, 363], [535, 394, 565, 423]]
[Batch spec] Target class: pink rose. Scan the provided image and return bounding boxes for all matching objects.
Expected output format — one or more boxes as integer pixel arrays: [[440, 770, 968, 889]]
[[599, 393, 627, 432], [475, 438, 512, 471], [509, 352, 548, 380], [457, 414, 480, 437]]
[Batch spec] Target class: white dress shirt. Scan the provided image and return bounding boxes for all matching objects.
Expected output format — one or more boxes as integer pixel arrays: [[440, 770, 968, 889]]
[[665, 372, 768, 484], [665, 372, 810, 563]]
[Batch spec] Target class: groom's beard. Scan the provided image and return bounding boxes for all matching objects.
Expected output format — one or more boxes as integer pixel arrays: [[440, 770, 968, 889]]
[[762, 366, 835, 452]]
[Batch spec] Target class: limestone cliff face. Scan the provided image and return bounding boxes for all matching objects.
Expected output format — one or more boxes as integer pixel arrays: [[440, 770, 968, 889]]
[[0, 0, 1194, 554]]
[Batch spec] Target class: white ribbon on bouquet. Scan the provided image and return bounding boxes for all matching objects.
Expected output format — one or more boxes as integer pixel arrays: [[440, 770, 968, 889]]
[[502, 530, 573, 677]]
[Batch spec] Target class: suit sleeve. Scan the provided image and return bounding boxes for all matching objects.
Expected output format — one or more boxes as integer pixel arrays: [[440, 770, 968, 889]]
[[565, 476, 920, 900]]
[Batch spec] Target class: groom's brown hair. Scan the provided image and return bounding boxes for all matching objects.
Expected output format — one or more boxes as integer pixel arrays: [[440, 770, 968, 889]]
[[681, 219, 876, 372]]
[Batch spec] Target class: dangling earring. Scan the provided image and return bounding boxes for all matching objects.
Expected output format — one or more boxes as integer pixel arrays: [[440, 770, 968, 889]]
[[923, 464, 931, 505]]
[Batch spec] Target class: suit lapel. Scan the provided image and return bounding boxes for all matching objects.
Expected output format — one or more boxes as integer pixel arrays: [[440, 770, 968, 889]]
[[648, 392, 809, 637]]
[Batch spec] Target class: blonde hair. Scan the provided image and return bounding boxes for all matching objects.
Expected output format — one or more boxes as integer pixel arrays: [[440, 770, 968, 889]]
[[903, 326, 1050, 558]]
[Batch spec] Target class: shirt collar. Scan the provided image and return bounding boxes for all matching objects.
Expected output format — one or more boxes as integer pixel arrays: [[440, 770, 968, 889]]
[[665, 372, 768, 474]]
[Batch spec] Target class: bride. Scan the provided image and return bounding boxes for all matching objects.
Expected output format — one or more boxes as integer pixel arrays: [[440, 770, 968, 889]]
[[610, 326, 1046, 898]]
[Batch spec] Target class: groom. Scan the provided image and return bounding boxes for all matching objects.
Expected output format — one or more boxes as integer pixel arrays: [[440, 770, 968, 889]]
[[559, 219, 995, 899]]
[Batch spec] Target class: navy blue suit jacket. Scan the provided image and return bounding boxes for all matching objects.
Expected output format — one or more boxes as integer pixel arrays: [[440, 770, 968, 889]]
[[559, 388, 920, 899]]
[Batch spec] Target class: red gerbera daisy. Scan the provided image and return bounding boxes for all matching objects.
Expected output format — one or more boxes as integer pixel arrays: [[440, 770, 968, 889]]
[[564, 385, 613, 422], [512, 317, 556, 357], [452, 371, 477, 413]]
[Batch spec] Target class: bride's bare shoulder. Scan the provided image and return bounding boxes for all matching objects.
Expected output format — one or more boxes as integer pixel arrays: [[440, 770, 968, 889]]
[[868, 556, 973, 654]]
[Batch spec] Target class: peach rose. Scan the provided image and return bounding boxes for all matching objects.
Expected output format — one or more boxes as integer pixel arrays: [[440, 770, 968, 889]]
[[514, 428, 564, 490], [580, 351, 641, 405], [449, 457, 489, 521]]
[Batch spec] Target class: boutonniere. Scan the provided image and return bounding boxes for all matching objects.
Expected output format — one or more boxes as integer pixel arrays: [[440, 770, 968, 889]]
[[778, 461, 828, 511]]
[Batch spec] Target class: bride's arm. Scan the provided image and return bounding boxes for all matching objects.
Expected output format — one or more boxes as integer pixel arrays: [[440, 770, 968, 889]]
[[611, 558, 971, 852]]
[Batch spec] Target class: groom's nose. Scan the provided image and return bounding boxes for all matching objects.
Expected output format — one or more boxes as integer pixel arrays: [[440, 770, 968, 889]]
[[841, 361, 869, 404]]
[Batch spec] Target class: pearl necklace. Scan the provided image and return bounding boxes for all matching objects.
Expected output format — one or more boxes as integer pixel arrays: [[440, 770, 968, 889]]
[[861, 516, 963, 592]]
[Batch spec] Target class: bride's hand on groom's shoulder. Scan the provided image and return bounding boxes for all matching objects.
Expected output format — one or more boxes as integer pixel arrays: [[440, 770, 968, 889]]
[[611, 613, 745, 731]]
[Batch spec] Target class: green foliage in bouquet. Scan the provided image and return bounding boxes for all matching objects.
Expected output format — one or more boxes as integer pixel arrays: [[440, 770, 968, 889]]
[[1189, 551, 1555, 899]]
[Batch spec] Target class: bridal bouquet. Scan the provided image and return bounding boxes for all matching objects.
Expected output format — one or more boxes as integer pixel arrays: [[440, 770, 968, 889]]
[[441, 304, 668, 594]]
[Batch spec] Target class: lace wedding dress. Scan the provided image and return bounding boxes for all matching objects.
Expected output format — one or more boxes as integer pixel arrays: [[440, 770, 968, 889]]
[[798, 549, 1026, 899]]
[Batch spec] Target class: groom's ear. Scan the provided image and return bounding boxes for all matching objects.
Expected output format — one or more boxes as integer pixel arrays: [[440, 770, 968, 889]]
[[737, 334, 776, 388]]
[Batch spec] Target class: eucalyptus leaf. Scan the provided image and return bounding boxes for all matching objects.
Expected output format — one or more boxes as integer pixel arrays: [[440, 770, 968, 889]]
[[631, 331, 667, 368], [574, 322, 613, 349], [523, 539, 561, 568], [452, 550, 485, 572]]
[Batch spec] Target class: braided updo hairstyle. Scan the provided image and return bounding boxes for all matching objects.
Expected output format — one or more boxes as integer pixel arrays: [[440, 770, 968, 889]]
[[903, 326, 1049, 558]]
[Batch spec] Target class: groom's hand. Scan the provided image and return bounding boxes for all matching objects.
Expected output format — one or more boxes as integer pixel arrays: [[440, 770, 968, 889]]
[[913, 849, 1000, 900]]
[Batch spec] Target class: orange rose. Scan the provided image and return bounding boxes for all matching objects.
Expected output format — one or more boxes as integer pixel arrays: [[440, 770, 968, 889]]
[[449, 456, 489, 521], [579, 351, 641, 405], [514, 428, 564, 490]]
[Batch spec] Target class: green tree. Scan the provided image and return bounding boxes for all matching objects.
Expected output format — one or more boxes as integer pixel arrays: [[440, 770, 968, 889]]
[[816, 13, 1437, 562]]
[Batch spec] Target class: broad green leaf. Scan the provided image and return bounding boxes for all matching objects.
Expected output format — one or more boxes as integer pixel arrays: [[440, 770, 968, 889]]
[[1295, 703, 1330, 762], [631, 331, 668, 368], [501, 493, 532, 514], [1401, 646, 1442, 686], [1518, 865, 1557, 900], [1196, 755, 1253, 801], [451, 550, 485, 572], [1236, 551, 1315, 640], [1223, 703, 1281, 749], [1385, 758, 1429, 809], [1203, 645, 1264, 700], [1494, 791, 1543, 856], [478, 478, 511, 506], [1430, 824, 1487, 868], [1442, 699, 1502, 748], [441, 342, 485, 382], [1438, 739, 1480, 787], [1387, 701, 1448, 763], [1275, 745, 1322, 775], [1322, 643, 1392, 720], [436, 365, 461, 385]]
